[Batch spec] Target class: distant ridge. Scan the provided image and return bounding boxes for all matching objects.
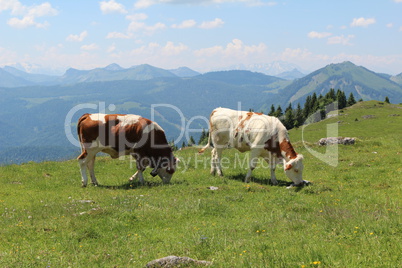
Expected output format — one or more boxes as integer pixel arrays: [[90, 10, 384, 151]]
[[276, 61, 402, 106], [197, 70, 284, 85], [390, 73, 402, 85], [59, 64, 178, 84], [276, 68, 305, 80], [169, 67, 200, 77]]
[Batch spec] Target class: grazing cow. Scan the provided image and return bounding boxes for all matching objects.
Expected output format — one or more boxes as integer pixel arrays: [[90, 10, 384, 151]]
[[199, 108, 309, 187], [77, 113, 177, 187]]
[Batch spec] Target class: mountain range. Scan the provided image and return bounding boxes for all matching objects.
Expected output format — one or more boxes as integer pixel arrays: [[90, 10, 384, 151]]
[[0, 61, 401, 164]]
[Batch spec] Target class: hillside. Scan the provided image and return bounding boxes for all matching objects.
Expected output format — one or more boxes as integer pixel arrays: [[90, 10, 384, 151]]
[[0, 61, 402, 164], [0, 101, 400, 267], [196, 70, 284, 85], [59, 64, 178, 84], [0, 77, 275, 164], [278, 61, 402, 106], [390, 73, 402, 85]]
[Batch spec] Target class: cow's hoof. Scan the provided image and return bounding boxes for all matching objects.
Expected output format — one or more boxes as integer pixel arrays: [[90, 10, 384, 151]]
[[286, 180, 311, 189]]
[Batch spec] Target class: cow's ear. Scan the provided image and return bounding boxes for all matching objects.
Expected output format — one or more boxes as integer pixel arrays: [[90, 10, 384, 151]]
[[285, 164, 292, 171]]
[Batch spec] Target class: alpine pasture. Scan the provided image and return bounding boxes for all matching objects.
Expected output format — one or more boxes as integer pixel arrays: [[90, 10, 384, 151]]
[[0, 101, 400, 267]]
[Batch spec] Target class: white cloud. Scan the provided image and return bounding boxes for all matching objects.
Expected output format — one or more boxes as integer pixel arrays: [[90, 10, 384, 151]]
[[172, 19, 196, 29], [81, 43, 99, 51], [134, 0, 156, 9], [350, 17, 376, 27], [66, 31, 88, 42], [100, 0, 127, 14], [194, 39, 266, 58], [134, 0, 277, 9], [128, 20, 166, 34], [308, 31, 332, 39], [126, 13, 148, 21], [106, 31, 132, 39], [386, 23, 393, 28], [0, 0, 23, 14], [107, 43, 116, 53], [129, 41, 188, 60], [394, 0, 402, 3], [199, 18, 224, 29], [327, 35, 355, 45], [5, 2, 58, 29], [163, 41, 188, 55], [400, 26, 402, 31], [280, 48, 313, 61]]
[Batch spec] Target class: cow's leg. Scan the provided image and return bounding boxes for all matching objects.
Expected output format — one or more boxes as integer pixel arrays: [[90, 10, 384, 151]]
[[129, 170, 144, 184], [78, 156, 89, 187], [264, 155, 278, 185], [87, 155, 99, 186], [130, 170, 145, 185], [245, 149, 260, 183], [210, 148, 217, 175], [213, 147, 224, 176]]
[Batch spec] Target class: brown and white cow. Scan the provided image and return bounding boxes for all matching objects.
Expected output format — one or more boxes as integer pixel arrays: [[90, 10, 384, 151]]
[[77, 113, 177, 187], [199, 107, 309, 187]]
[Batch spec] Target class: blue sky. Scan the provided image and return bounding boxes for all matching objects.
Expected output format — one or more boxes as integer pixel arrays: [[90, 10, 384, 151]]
[[0, 0, 401, 74]]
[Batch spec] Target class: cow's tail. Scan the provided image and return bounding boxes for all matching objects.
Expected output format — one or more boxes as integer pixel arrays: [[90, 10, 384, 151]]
[[198, 130, 212, 154], [77, 113, 90, 159]]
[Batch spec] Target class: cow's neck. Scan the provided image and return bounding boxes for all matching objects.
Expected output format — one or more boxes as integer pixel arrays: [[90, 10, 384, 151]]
[[278, 131, 298, 161]]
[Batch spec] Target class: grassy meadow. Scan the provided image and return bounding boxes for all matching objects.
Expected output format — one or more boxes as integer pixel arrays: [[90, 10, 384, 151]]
[[0, 101, 401, 267]]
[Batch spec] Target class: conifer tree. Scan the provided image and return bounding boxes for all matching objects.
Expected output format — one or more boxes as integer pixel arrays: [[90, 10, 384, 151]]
[[303, 95, 312, 119], [188, 136, 196, 146], [284, 103, 295, 129], [275, 105, 283, 118], [311, 92, 319, 114], [384, 96, 390, 103], [347, 92, 356, 107], [336, 89, 347, 109], [326, 88, 336, 101], [294, 103, 303, 128], [268, 104, 275, 116]]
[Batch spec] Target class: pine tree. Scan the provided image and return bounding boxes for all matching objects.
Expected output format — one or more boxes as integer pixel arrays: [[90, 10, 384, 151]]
[[311, 92, 319, 114], [294, 103, 303, 128], [198, 129, 206, 145], [275, 105, 283, 118], [284, 103, 295, 129], [181, 141, 186, 149], [188, 136, 196, 146], [336, 89, 347, 109], [268, 104, 275, 116], [303, 95, 312, 119], [384, 96, 390, 103], [347, 92, 356, 107], [326, 88, 336, 101]]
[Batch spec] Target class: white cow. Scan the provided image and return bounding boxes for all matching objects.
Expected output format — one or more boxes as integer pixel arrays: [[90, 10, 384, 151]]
[[199, 108, 309, 187]]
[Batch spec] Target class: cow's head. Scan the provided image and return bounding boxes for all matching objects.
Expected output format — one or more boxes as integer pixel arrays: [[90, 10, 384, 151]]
[[283, 154, 304, 186], [150, 157, 179, 183]]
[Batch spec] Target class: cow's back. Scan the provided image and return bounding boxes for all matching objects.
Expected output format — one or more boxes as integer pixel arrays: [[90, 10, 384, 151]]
[[209, 108, 286, 150]]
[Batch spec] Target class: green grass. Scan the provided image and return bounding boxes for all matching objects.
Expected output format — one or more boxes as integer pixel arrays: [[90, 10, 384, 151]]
[[0, 101, 401, 267]]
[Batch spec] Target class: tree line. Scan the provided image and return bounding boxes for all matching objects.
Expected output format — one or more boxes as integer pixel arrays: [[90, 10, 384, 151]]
[[178, 89, 392, 149], [268, 88, 358, 130]]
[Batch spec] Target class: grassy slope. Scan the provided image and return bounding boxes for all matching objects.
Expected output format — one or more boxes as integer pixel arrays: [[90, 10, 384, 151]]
[[0, 101, 401, 267]]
